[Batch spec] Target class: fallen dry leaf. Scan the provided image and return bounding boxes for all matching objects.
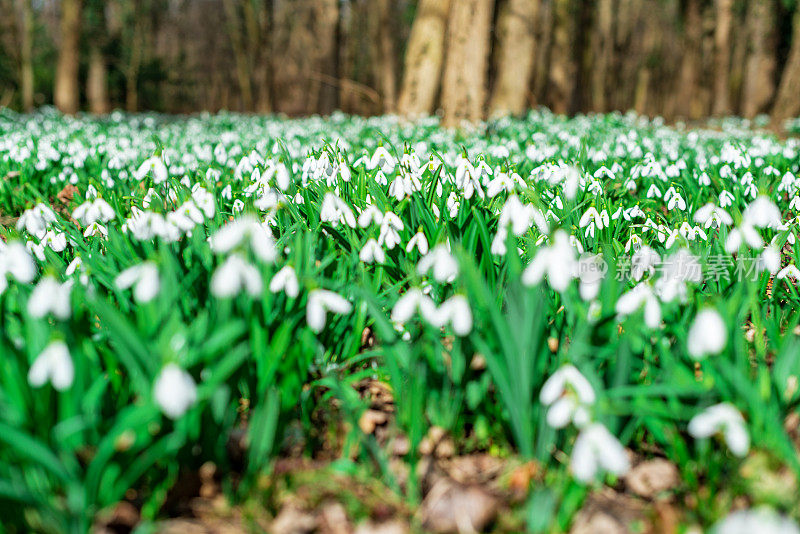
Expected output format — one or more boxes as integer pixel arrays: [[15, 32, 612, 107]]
[[420, 477, 499, 533], [625, 458, 680, 499]]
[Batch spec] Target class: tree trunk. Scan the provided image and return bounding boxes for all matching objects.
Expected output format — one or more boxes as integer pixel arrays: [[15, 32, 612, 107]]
[[18, 0, 34, 111], [54, 0, 82, 114], [589, 0, 613, 112], [398, 0, 451, 117], [441, 0, 495, 127], [315, 0, 340, 115], [741, 0, 776, 118], [531, 0, 552, 106], [489, 0, 539, 117], [547, 0, 574, 115], [773, 7, 800, 122], [711, 0, 733, 116], [371, 0, 398, 114], [223, 0, 254, 111], [126, 14, 143, 112], [675, 0, 702, 119], [87, 45, 109, 114]]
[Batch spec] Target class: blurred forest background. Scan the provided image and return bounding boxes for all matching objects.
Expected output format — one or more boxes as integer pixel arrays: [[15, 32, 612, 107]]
[[1, 0, 800, 126]]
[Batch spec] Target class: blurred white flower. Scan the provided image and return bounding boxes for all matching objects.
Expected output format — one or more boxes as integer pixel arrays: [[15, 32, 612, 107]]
[[417, 244, 459, 283], [359, 238, 385, 264], [154, 363, 197, 419], [434, 294, 473, 336], [320, 193, 357, 228], [688, 403, 749, 457], [579, 207, 609, 238], [713, 508, 800, 534], [757, 245, 781, 274], [307, 289, 352, 333], [540, 364, 595, 428], [521, 230, 576, 292], [135, 155, 169, 184], [694, 203, 732, 228], [0, 241, 36, 293], [209, 215, 277, 263], [406, 232, 429, 255], [211, 254, 263, 298], [687, 308, 727, 359], [571, 423, 630, 483], [83, 222, 108, 238], [28, 340, 73, 391], [269, 266, 299, 298], [777, 264, 800, 281], [17, 203, 57, 239], [72, 198, 116, 226], [630, 246, 660, 281], [743, 196, 782, 228], [41, 230, 67, 253], [28, 276, 71, 319], [115, 261, 160, 303], [615, 283, 661, 328]]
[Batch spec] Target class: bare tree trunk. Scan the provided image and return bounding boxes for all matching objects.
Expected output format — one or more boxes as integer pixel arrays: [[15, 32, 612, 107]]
[[531, 0, 552, 106], [547, 0, 574, 114], [371, 0, 398, 113], [126, 13, 143, 112], [773, 8, 800, 122], [87, 45, 109, 114], [441, 0, 495, 126], [675, 0, 702, 119], [316, 0, 340, 115], [712, 0, 733, 116], [398, 0, 451, 117], [54, 0, 82, 114], [18, 0, 34, 111], [741, 0, 776, 118], [489, 0, 539, 117], [223, 0, 253, 111], [589, 0, 613, 112]]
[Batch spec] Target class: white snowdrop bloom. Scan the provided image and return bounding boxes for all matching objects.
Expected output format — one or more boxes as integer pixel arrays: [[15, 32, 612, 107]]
[[378, 212, 404, 250], [65, 256, 82, 276], [17, 203, 57, 239], [725, 223, 763, 253], [135, 155, 169, 184], [719, 190, 735, 208], [41, 230, 67, 253], [72, 198, 116, 226], [687, 308, 727, 359], [357, 205, 383, 228], [630, 246, 660, 281], [434, 295, 473, 336], [28, 276, 71, 320], [28, 340, 74, 391], [368, 146, 396, 173], [499, 195, 548, 236], [83, 221, 109, 238], [406, 232, 429, 255], [167, 200, 205, 233], [571, 423, 630, 483], [521, 230, 576, 292], [694, 203, 732, 228], [454, 156, 485, 200], [576, 254, 606, 301], [540, 364, 595, 429], [209, 215, 277, 263], [0, 241, 36, 293], [743, 196, 782, 228], [154, 363, 197, 419], [757, 245, 781, 274], [115, 262, 160, 303], [713, 508, 800, 534], [190, 186, 216, 218], [306, 289, 352, 333], [654, 249, 702, 303], [777, 264, 800, 281], [320, 192, 357, 228], [274, 163, 292, 191], [210, 254, 263, 298], [688, 403, 749, 457], [615, 283, 661, 328], [417, 244, 459, 283], [391, 288, 437, 326], [359, 238, 385, 264], [269, 265, 299, 298], [579, 207, 610, 238]]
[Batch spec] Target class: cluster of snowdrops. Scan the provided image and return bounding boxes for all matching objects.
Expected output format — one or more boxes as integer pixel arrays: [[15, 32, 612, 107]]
[[1, 108, 800, 531]]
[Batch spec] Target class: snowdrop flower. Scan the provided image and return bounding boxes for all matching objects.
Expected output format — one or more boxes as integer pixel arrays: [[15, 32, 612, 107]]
[[540, 365, 595, 428], [83, 222, 108, 238], [28, 276, 71, 319], [391, 288, 437, 326], [615, 283, 661, 328], [757, 244, 781, 274], [17, 203, 57, 239], [210, 254, 263, 298], [576, 254, 607, 301], [320, 193, 357, 228], [688, 403, 749, 457], [713, 508, 800, 534], [694, 203, 732, 229], [0, 241, 36, 294], [357, 205, 383, 228], [154, 363, 197, 419], [654, 249, 702, 302], [434, 295, 473, 336], [72, 198, 116, 226], [306, 289, 352, 333], [687, 308, 727, 359], [725, 223, 764, 252], [359, 238, 385, 264], [135, 155, 169, 184], [378, 212, 404, 249], [578, 207, 609, 238], [630, 246, 660, 281], [406, 232, 429, 255], [743, 196, 782, 228], [777, 264, 800, 282], [28, 340, 73, 391], [571, 423, 630, 483], [115, 261, 160, 303], [269, 265, 299, 298], [41, 230, 67, 253], [368, 146, 396, 173], [522, 230, 577, 292], [209, 215, 277, 263], [417, 244, 459, 283], [499, 195, 548, 236]]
